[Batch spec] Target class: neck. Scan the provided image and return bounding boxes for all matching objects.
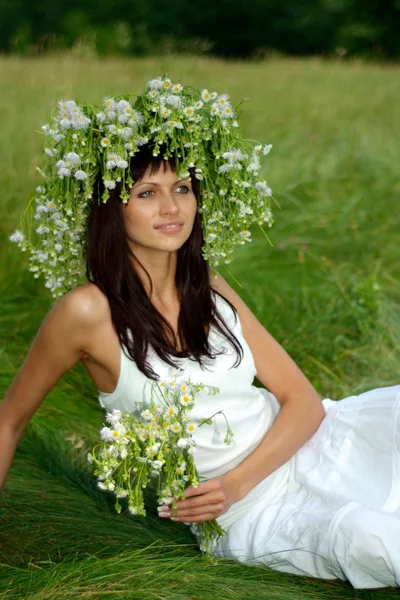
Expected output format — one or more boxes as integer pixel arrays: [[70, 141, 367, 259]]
[[130, 246, 179, 305]]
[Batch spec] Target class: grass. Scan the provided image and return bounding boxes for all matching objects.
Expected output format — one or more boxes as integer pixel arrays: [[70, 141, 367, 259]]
[[0, 54, 399, 598]]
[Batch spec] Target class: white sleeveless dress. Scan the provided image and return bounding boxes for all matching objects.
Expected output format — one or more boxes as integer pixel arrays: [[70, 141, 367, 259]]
[[98, 293, 400, 589]]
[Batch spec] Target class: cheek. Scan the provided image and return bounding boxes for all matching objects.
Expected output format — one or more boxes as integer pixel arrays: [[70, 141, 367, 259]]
[[122, 203, 152, 233]]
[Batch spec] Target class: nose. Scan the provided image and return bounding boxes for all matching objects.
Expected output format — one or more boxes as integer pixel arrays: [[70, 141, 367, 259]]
[[159, 190, 179, 215]]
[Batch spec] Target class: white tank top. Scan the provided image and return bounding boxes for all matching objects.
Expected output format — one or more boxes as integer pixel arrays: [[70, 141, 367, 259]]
[[98, 292, 291, 529]]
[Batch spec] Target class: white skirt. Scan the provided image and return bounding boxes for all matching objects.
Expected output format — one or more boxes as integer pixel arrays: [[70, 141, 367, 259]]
[[212, 385, 400, 589]]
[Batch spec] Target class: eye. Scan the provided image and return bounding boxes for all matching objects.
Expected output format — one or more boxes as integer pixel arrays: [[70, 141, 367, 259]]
[[176, 185, 189, 193], [138, 190, 154, 198]]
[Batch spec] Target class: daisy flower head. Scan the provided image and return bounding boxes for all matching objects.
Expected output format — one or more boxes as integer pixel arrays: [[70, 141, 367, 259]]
[[201, 89, 211, 102], [170, 422, 181, 434], [186, 422, 197, 434], [221, 105, 234, 119], [183, 106, 196, 118], [217, 93, 230, 106], [104, 97, 116, 110], [161, 78, 172, 90], [176, 462, 186, 476], [180, 394, 193, 407], [172, 83, 183, 93]]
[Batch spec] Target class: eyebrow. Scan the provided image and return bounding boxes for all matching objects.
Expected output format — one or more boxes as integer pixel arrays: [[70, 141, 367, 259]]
[[134, 179, 189, 188]]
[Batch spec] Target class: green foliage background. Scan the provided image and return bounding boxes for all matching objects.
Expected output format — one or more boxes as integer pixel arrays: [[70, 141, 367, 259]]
[[0, 55, 400, 598], [1, 0, 400, 59]]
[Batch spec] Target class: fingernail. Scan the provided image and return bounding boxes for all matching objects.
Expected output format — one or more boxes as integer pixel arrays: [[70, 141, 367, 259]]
[[170, 517, 178, 521], [159, 512, 170, 518]]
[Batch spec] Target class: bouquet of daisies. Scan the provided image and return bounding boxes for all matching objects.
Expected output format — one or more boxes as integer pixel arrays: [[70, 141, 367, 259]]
[[87, 373, 234, 553]]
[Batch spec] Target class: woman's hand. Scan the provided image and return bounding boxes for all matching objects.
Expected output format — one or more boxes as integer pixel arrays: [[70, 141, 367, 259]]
[[158, 471, 244, 523]]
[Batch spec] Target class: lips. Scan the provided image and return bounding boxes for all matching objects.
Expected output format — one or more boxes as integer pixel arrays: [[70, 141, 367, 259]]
[[154, 221, 184, 229]]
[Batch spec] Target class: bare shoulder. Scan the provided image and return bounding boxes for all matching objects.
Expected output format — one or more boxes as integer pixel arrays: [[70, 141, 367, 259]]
[[209, 273, 249, 315], [52, 282, 111, 330]]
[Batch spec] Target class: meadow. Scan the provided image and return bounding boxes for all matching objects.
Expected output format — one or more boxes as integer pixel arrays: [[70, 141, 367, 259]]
[[0, 55, 399, 599]]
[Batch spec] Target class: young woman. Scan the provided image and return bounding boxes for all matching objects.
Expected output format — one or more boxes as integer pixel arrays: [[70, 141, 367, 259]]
[[2, 78, 399, 589]]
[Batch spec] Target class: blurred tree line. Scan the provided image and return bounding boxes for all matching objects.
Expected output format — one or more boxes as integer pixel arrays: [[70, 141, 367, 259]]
[[1, 0, 399, 59]]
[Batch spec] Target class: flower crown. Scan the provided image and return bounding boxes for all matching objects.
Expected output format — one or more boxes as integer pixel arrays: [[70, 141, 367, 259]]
[[10, 76, 274, 297]]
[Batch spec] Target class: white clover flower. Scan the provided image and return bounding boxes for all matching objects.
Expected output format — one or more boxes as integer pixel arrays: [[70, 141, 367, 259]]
[[36, 186, 46, 194], [177, 438, 189, 448], [116, 159, 128, 169], [119, 127, 133, 140], [218, 163, 233, 174], [44, 148, 57, 158], [116, 489, 129, 498], [105, 411, 121, 426], [136, 136, 149, 146], [58, 167, 71, 178], [10, 230, 25, 244], [148, 77, 163, 90], [105, 109, 116, 121], [97, 481, 108, 491], [74, 170, 87, 181], [59, 118, 71, 129], [128, 110, 144, 126], [165, 95, 182, 109], [65, 152, 81, 166], [70, 112, 91, 130], [255, 181, 272, 197], [103, 180, 116, 190], [36, 225, 49, 235], [96, 112, 106, 123], [151, 460, 164, 470], [100, 426, 114, 442]]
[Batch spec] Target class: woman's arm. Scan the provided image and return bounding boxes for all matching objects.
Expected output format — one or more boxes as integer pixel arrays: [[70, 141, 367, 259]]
[[0, 284, 106, 492], [163, 275, 325, 523]]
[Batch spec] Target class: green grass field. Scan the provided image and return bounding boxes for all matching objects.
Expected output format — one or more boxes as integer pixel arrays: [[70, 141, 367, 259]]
[[0, 55, 399, 599]]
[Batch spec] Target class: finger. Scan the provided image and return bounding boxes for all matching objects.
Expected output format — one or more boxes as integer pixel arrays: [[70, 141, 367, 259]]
[[174, 493, 220, 511], [171, 511, 218, 523], [183, 481, 216, 498]]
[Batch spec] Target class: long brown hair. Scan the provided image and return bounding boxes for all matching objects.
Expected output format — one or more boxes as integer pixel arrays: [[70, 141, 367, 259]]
[[85, 145, 243, 380]]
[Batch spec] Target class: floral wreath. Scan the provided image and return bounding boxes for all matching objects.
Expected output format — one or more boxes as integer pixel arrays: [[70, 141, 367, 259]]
[[10, 75, 274, 297]]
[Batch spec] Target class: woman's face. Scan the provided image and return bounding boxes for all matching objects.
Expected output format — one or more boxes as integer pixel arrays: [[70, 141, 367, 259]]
[[122, 164, 198, 257]]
